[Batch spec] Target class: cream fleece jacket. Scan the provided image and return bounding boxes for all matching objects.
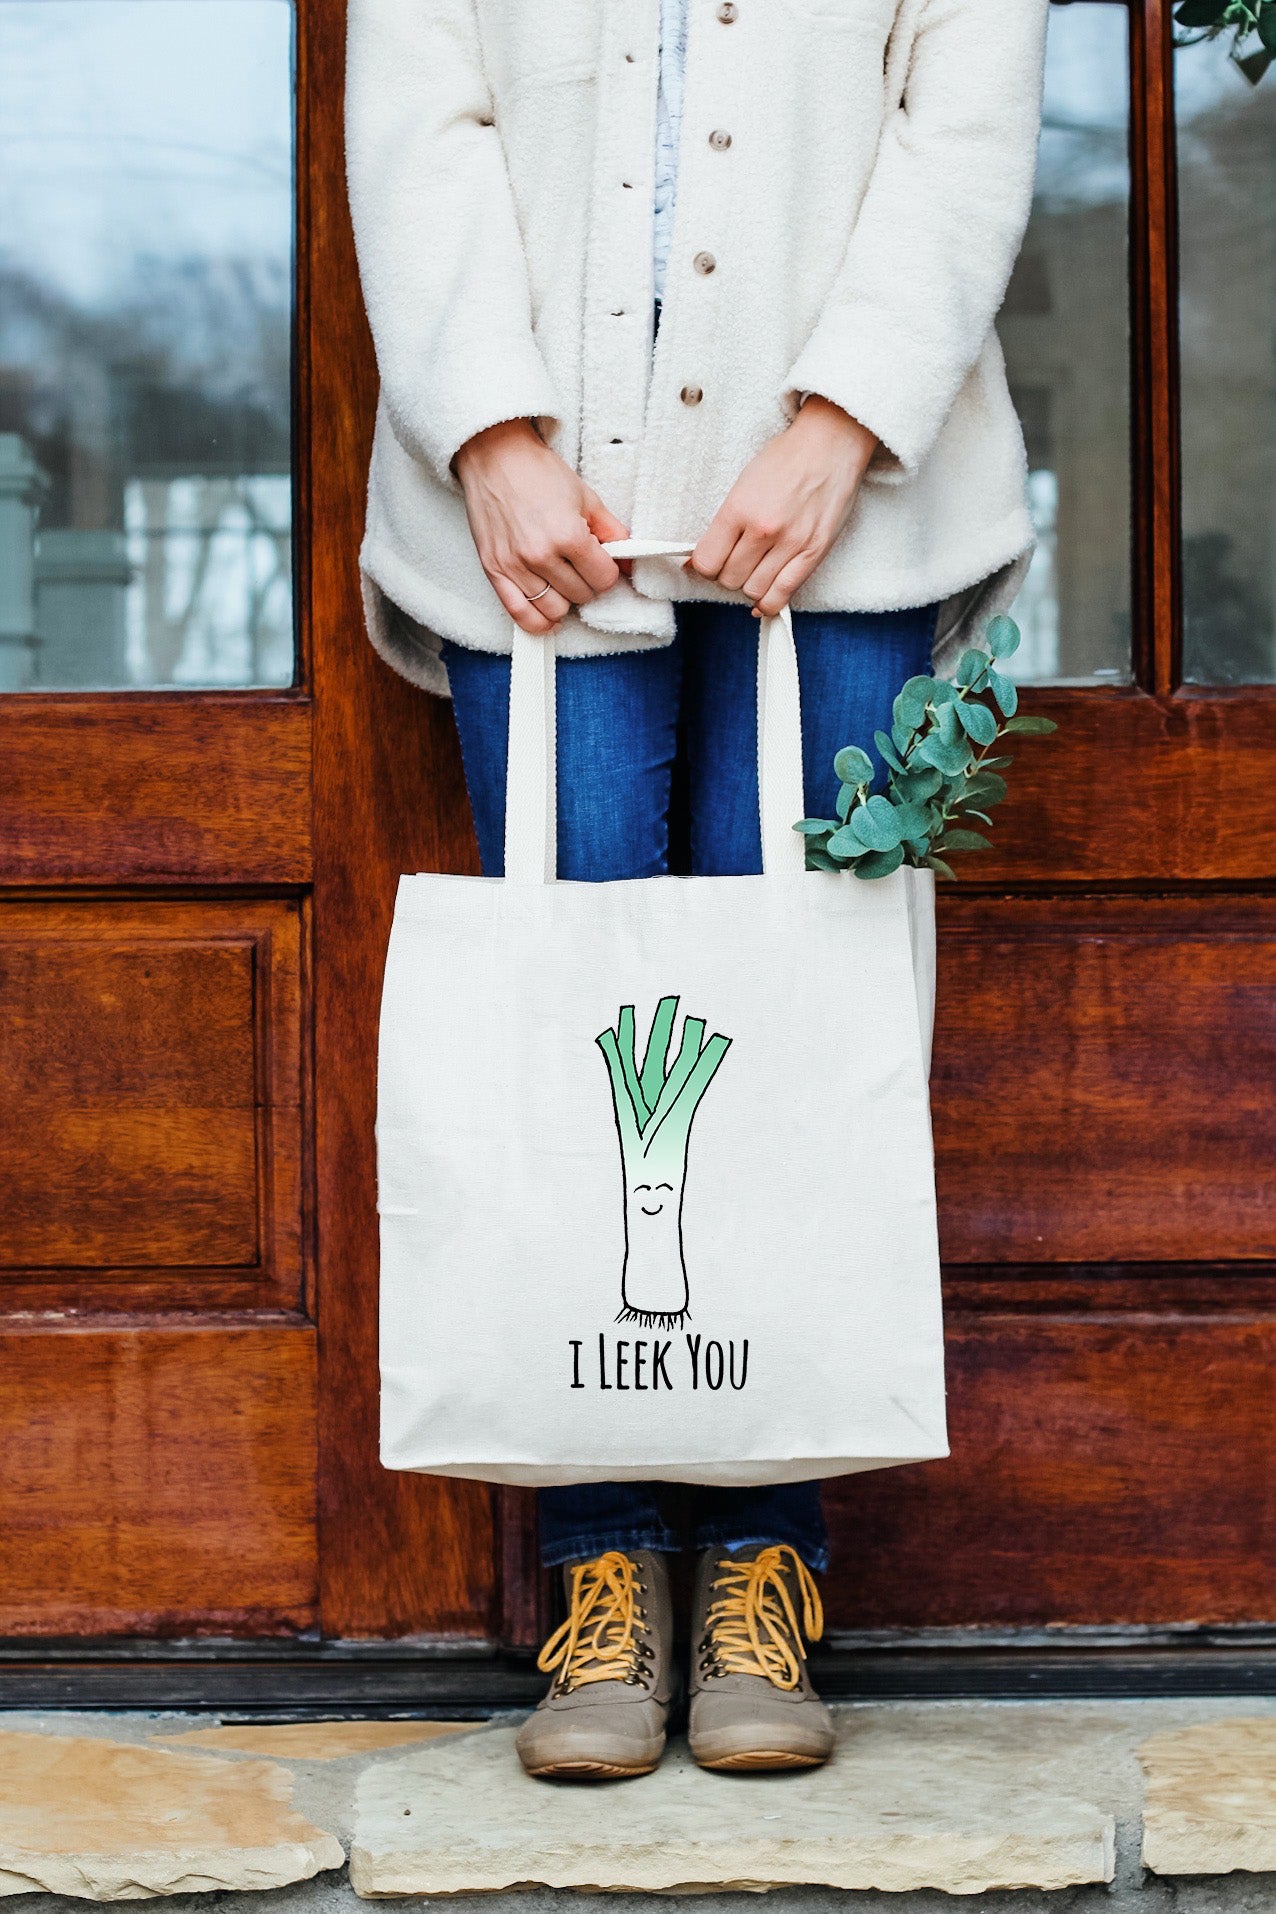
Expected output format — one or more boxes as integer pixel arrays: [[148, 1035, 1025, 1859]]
[[345, 0, 1048, 697]]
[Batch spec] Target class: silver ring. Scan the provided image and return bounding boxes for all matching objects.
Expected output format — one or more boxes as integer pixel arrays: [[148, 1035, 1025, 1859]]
[[525, 581, 552, 603]]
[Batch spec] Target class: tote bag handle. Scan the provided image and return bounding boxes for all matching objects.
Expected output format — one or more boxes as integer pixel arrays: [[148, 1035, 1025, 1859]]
[[504, 540, 807, 885]]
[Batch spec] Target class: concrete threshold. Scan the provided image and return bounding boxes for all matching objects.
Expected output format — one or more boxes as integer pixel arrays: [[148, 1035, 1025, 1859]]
[[0, 1700, 1271, 1909]]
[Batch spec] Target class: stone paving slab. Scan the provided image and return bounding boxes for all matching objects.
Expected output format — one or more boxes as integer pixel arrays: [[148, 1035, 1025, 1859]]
[[3, 1700, 1276, 1906], [1140, 1718, 1276, 1877], [151, 1723, 473, 1763], [350, 1712, 1118, 1897], [0, 1730, 343, 1901]]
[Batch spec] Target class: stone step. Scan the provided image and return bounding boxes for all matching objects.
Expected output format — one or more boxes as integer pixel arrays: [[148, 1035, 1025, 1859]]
[[0, 1702, 1270, 1909]]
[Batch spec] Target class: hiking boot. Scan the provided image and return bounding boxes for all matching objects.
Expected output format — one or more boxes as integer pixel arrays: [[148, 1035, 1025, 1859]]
[[515, 1549, 673, 1779], [688, 1542, 835, 1772]]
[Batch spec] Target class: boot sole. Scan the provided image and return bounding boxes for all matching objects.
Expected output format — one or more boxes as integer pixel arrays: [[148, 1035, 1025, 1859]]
[[695, 1749, 829, 1773], [523, 1757, 659, 1780]]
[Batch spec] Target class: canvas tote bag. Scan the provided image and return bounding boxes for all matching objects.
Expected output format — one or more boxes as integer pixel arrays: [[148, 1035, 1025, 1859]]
[[378, 540, 948, 1486]]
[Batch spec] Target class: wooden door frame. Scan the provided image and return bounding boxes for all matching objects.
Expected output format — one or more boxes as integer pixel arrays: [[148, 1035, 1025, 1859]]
[[304, 0, 1276, 1647], [302, 0, 509, 1645]]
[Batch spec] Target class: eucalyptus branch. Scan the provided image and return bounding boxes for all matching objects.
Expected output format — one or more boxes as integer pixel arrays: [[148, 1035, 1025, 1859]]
[[794, 615, 1058, 881]]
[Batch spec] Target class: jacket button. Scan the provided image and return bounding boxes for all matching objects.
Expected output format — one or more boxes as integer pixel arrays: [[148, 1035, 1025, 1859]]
[[709, 129, 732, 151], [717, 2, 737, 18], [680, 384, 704, 406], [693, 251, 717, 275]]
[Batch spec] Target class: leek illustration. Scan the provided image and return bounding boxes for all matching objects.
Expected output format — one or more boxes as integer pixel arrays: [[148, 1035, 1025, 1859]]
[[596, 996, 731, 1330]]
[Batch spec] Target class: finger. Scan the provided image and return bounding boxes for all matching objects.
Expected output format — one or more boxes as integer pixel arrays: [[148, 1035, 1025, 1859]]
[[489, 570, 565, 635], [563, 522, 623, 595], [754, 550, 817, 618], [717, 526, 775, 594], [509, 550, 594, 608], [688, 507, 744, 581], [582, 489, 629, 544], [740, 540, 802, 610], [582, 490, 633, 578]]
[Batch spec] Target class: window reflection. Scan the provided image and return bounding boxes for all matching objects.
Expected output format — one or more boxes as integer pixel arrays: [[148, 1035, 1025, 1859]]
[[1177, 41, 1276, 684], [1001, 0, 1132, 684], [0, 0, 293, 691]]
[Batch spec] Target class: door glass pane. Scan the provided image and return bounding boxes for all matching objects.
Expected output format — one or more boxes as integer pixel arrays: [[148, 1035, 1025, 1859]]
[[1001, 0, 1132, 684], [1176, 40, 1276, 684], [0, 0, 293, 690]]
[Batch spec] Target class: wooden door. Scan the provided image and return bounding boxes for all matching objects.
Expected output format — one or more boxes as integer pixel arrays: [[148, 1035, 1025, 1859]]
[[0, 0, 489, 1646], [821, 0, 1276, 1639], [2, 0, 1271, 1664]]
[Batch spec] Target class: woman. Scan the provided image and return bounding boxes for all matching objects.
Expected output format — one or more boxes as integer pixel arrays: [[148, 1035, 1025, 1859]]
[[347, 0, 1047, 1780]]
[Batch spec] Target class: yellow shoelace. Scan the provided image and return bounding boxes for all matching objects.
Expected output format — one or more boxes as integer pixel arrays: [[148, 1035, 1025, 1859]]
[[537, 1550, 652, 1694], [701, 1544, 824, 1691]]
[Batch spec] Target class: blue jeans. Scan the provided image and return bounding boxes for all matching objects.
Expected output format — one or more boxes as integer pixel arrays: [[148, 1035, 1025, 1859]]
[[441, 597, 937, 1569]]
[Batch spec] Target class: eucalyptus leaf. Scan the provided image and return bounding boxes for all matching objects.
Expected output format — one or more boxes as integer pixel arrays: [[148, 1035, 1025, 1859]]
[[1001, 713, 1057, 735], [887, 801, 932, 840], [989, 669, 1019, 717], [936, 829, 991, 854], [897, 764, 944, 802], [925, 853, 958, 882], [895, 675, 935, 728], [833, 744, 874, 786], [956, 649, 990, 687], [836, 783, 855, 821], [794, 817, 836, 834], [926, 677, 955, 706], [805, 846, 842, 873], [887, 807, 929, 845], [915, 733, 973, 777], [849, 794, 905, 851], [874, 729, 906, 773], [963, 770, 1009, 807], [853, 845, 905, 880], [827, 824, 864, 858], [986, 614, 1021, 659], [956, 699, 999, 744]]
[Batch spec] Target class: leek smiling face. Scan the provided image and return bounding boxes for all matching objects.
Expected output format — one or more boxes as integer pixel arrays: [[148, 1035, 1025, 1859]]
[[596, 997, 731, 1332]]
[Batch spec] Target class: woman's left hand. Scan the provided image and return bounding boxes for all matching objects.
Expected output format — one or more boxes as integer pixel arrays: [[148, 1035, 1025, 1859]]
[[687, 396, 879, 617]]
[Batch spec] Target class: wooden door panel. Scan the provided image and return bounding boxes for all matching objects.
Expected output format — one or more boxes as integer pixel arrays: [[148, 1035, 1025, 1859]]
[[0, 899, 303, 1314], [824, 1313, 1276, 1630], [0, 1323, 317, 1636], [0, 696, 311, 886], [934, 896, 1276, 1266], [954, 690, 1276, 886]]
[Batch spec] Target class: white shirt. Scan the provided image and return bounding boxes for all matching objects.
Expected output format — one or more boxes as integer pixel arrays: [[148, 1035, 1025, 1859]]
[[653, 0, 689, 305]]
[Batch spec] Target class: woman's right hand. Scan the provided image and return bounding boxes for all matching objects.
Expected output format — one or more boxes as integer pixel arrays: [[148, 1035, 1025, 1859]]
[[454, 419, 627, 635]]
